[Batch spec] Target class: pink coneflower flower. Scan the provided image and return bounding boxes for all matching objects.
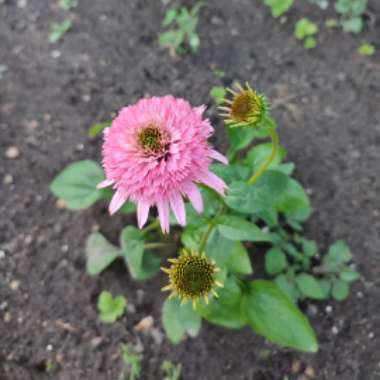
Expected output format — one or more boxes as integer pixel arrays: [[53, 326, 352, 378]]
[[97, 96, 227, 233]]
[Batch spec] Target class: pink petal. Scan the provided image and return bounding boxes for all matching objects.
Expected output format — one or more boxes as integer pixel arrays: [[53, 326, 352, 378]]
[[198, 170, 227, 196], [184, 182, 203, 213], [109, 190, 126, 215], [170, 193, 186, 226], [157, 200, 170, 234], [137, 201, 150, 229], [194, 105, 206, 116], [97, 179, 115, 189], [209, 149, 228, 165]]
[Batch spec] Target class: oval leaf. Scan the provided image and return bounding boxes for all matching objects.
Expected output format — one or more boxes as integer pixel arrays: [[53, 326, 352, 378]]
[[243, 280, 318, 352]]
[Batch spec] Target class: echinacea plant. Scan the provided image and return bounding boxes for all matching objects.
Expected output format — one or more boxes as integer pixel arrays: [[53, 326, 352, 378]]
[[51, 83, 357, 353]]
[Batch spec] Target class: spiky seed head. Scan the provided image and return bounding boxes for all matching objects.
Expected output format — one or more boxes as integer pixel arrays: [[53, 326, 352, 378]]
[[219, 82, 269, 128], [161, 249, 222, 308]]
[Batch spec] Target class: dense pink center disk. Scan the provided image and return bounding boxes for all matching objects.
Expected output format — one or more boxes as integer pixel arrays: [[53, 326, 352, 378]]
[[98, 96, 228, 233]]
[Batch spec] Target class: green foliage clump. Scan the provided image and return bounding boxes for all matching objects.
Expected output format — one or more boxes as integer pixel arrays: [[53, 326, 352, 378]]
[[159, 3, 202, 55], [58, 0, 77, 10], [97, 291, 126, 323], [294, 18, 319, 49], [49, 20, 72, 44], [262, 0, 294, 18], [120, 344, 142, 380], [209, 86, 226, 104], [357, 42, 375, 56], [335, 0, 368, 34], [161, 360, 182, 380]]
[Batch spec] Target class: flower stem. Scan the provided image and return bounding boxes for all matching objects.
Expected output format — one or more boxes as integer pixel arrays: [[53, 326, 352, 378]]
[[141, 219, 160, 236], [198, 204, 225, 253], [144, 242, 175, 250], [247, 119, 279, 185], [198, 117, 280, 253]]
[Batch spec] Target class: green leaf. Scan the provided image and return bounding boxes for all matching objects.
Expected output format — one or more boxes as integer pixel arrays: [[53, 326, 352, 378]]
[[243, 280, 318, 352], [87, 121, 111, 138], [277, 178, 311, 220], [120, 201, 137, 214], [274, 274, 300, 302], [225, 242, 253, 275], [50, 160, 105, 210], [304, 36, 317, 49], [265, 248, 288, 275], [245, 143, 286, 171], [342, 17, 363, 34], [48, 19, 72, 44], [85, 232, 120, 276], [209, 86, 226, 104], [163, 8, 177, 26], [120, 226, 160, 280], [188, 33, 200, 52], [205, 228, 235, 266], [97, 291, 126, 323], [263, 0, 294, 17], [197, 276, 246, 328], [332, 280, 349, 301], [301, 239, 318, 257], [217, 215, 272, 242], [358, 43, 375, 56], [323, 240, 352, 269], [319, 279, 332, 298], [159, 30, 184, 49], [227, 127, 256, 159], [162, 298, 201, 344], [295, 274, 325, 300], [294, 18, 318, 40], [340, 268, 360, 282], [225, 170, 289, 215], [211, 163, 250, 184]]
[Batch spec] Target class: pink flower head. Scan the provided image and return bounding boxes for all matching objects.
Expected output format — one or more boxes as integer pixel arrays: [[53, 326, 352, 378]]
[[98, 96, 228, 233]]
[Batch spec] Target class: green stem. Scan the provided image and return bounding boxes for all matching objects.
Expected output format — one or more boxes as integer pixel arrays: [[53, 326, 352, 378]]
[[198, 117, 280, 253], [141, 219, 160, 236], [144, 242, 175, 250], [247, 120, 280, 185]]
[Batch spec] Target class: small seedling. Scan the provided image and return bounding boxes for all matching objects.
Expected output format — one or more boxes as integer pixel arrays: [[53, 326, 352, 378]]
[[88, 121, 111, 138], [161, 360, 182, 380], [120, 344, 142, 380], [159, 3, 202, 54], [262, 0, 294, 18], [294, 18, 318, 49], [357, 43, 375, 56], [49, 19, 72, 44], [58, 0, 77, 10], [335, 0, 368, 34], [97, 291, 126, 323], [268, 229, 359, 302], [209, 86, 226, 105]]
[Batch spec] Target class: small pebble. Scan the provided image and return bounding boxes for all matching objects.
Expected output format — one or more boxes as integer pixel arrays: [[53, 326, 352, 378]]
[[46, 344, 53, 352], [332, 326, 339, 334], [126, 303, 136, 314], [9, 280, 20, 290], [82, 94, 91, 102], [134, 316, 154, 332], [51, 50, 61, 59], [291, 360, 302, 374], [3, 174, 13, 185], [305, 365, 315, 378], [56, 198, 66, 209], [357, 291, 364, 298], [4, 312, 11, 323], [150, 327, 164, 345], [61, 245, 69, 253], [0, 250, 5, 259], [5, 146, 20, 158], [230, 28, 239, 36], [0, 301, 8, 310], [325, 305, 333, 314], [368, 332, 375, 339], [17, 0, 27, 8], [90, 336, 103, 348]]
